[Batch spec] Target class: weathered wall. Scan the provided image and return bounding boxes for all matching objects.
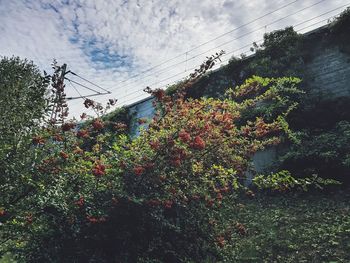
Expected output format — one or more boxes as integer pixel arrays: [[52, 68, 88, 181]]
[[306, 44, 350, 98], [128, 97, 155, 137], [127, 26, 350, 172]]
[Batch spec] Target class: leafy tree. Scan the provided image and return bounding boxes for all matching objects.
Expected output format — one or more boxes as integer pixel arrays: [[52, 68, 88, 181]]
[[0, 56, 49, 147], [0, 75, 314, 262], [0, 57, 336, 262], [0, 57, 49, 247]]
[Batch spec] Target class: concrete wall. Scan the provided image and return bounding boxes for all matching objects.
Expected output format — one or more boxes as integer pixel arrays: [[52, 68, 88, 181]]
[[306, 45, 350, 97], [127, 26, 350, 173], [128, 97, 155, 137]]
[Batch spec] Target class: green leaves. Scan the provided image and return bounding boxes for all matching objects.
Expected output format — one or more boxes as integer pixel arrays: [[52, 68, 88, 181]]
[[253, 170, 341, 192]]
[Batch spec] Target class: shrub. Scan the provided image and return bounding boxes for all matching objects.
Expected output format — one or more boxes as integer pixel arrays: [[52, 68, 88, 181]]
[[0, 59, 334, 262]]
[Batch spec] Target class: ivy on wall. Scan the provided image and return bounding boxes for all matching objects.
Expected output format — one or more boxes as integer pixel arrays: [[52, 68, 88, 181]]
[[166, 7, 350, 99], [107, 8, 350, 183]]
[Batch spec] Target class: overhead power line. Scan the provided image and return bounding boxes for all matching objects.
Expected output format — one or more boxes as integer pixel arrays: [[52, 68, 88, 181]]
[[106, 0, 329, 95], [65, 77, 104, 94], [105, 0, 301, 89], [68, 3, 349, 110], [111, 10, 348, 108], [69, 71, 111, 94], [103, 4, 347, 105], [67, 80, 100, 115]]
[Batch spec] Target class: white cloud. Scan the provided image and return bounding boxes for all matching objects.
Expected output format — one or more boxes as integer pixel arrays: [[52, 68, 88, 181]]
[[0, 0, 347, 117]]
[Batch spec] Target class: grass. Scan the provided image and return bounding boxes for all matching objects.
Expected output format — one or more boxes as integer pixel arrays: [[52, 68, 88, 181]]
[[2, 189, 349, 263], [219, 188, 350, 262]]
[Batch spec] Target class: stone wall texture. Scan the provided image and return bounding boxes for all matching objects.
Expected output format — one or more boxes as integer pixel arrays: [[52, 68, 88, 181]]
[[127, 26, 350, 172]]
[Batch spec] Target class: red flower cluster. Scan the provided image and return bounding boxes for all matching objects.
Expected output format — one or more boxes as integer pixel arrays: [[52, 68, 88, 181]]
[[59, 151, 69, 159], [26, 214, 33, 224], [255, 118, 270, 138], [53, 134, 63, 142], [191, 136, 206, 150], [167, 137, 175, 147], [219, 186, 230, 193], [216, 235, 226, 248], [241, 126, 251, 136], [61, 122, 76, 131], [163, 200, 173, 209], [133, 166, 145, 176], [144, 162, 155, 169], [216, 193, 223, 201], [191, 195, 201, 201], [0, 209, 5, 217], [86, 215, 107, 224], [77, 129, 89, 138], [153, 89, 166, 100], [83, 99, 95, 109], [235, 222, 247, 235], [92, 163, 106, 177], [206, 199, 214, 207], [32, 136, 45, 145], [92, 119, 104, 130], [159, 175, 166, 181], [178, 130, 191, 142], [168, 187, 177, 195], [75, 196, 84, 207], [43, 157, 57, 165]]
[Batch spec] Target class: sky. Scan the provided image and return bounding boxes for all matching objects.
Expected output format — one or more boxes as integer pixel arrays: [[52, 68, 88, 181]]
[[0, 0, 348, 117]]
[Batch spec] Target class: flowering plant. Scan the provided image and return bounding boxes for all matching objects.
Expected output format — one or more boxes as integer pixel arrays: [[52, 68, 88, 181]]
[[0, 58, 333, 262]]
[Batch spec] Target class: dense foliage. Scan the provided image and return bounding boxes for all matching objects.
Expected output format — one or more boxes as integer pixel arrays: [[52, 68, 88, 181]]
[[0, 57, 50, 237], [1, 53, 334, 262], [216, 190, 350, 262], [281, 120, 350, 183], [165, 8, 350, 185], [0, 56, 49, 141]]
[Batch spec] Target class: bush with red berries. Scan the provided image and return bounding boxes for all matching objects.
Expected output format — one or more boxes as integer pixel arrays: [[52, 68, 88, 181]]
[[1, 59, 336, 262]]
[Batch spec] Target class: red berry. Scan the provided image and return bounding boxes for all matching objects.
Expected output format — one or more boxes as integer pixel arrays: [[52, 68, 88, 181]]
[[75, 196, 84, 207], [32, 136, 45, 145], [92, 163, 106, 177], [92, 119, 104, 130], [61, 122, 75, 131], [0, 209, 6, 217], [163, 200, 173, 209], [60, 151, 69, 159], [191, 136, 206, 150], [179, 130, 191, 142], [77, 129, 89, 138], [133, 166, 145, 176]]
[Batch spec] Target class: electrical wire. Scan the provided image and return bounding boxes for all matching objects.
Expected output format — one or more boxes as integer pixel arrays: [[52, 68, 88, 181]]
[[69, 71, 111, 94], [109, 9, 347, 108], [65, 77, 109, 94], [112, 11, 348, 109], [106, 0, 328, 95], [68, 4, 349, 112], [67, 79, 100, 116], [104, 0, 302, 89]]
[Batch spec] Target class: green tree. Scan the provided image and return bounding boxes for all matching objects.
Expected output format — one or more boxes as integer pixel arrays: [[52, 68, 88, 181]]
[[0, 57, 49, 241], [0, 56, 49, 147]]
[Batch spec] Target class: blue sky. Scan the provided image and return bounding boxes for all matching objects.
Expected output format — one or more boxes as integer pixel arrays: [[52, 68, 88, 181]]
[[0, 0, 347, 117]]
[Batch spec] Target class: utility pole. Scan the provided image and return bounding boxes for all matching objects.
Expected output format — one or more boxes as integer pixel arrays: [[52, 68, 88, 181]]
[[50, 63, 70, 125]]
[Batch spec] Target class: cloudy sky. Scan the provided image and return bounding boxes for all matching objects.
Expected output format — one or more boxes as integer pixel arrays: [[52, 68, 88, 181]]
[[0, 0, 348, 117]]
